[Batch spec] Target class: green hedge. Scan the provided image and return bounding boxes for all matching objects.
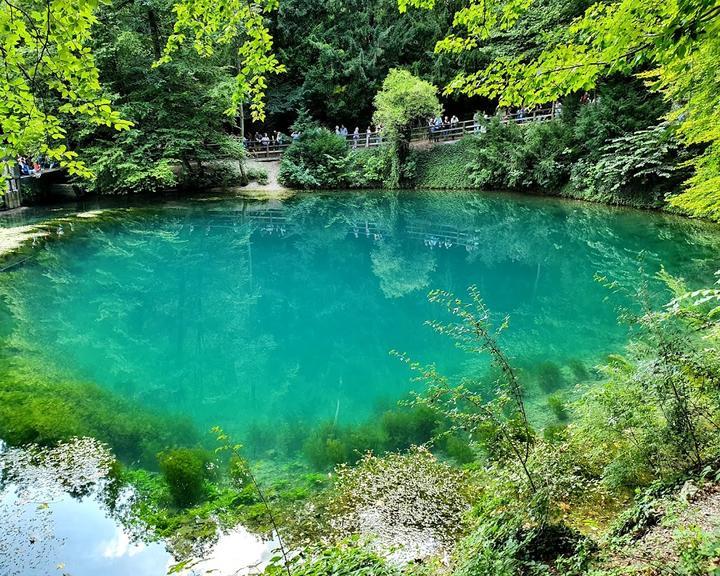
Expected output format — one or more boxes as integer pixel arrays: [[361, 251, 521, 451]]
[[408, 137, 481, 190]]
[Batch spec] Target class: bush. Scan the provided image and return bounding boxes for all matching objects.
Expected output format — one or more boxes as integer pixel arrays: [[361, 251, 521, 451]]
[[571, 77, 666, 164], [279, 128, 352, 189], [246, 166, 269, 185], [409, 119, 572, 193], [349, 147, 391, 188], [568, 123, 689, 206], [157, 447, 211, 507], [409, 137, 480, 189]]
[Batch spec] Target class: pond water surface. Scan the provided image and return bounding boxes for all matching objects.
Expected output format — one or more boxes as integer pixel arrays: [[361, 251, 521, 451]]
[[1, 190, 720, 574]]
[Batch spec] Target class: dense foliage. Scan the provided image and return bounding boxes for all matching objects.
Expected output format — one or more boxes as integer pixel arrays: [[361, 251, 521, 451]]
[[0, 0, 130, 177], [372, 69, 442, 187], [7, 0, 717, 219], [402, 0, 720, 220], [408, 77, 687, 206]]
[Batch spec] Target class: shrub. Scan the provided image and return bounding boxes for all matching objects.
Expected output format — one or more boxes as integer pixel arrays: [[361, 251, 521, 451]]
[[157, 447, 211, 507], [409, 137, 480, 189], [349, 147, 391, 188], [279, 128, 352, 189], [246, 166, 269, 185], [568, 123, 689, 206]]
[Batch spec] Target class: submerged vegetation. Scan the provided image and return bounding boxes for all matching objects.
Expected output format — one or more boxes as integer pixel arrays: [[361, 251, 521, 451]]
[[2, 199, 720, 573], [2, 0, 720, 572]]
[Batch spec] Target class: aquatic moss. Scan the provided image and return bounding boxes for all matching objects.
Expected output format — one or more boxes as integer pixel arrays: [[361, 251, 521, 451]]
[[0, 362, 200, 467], [158, 447, 213, 507]]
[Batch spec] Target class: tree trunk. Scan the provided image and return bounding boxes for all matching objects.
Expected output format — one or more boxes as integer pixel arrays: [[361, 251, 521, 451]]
[[148, 9, 162, 61]]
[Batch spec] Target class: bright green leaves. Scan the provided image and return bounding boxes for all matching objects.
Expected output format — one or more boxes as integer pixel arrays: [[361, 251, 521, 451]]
[[372, 69, 442, 139], [157, 0, 285, 122], [373, 69, 442, 187], [397, 0, 436, 14], [0, 0, 131, 179], [400, 0, 720, 220]]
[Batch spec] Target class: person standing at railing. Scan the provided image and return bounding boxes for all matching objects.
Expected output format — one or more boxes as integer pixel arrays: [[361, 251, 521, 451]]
[[340, 125, 348, 137], [450, 115, 459, 128], [366, 126, 372, 147], [432, 115, 442, 141], [427, 118, 436, 141], [352, 127, 360, 149]]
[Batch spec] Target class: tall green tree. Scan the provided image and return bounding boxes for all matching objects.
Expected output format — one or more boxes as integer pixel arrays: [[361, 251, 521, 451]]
[[268, 0, 463, 127], [81, 0, 242, 193], [373, 68, 441, 187], [1, 0, 283, 183], [0, 0, 131, 177], [400, 0, 720, 220]]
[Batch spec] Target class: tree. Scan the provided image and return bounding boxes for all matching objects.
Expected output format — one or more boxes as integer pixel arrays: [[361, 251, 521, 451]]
[[82, 0, 244, 193], [268, 0, 462, 127], [157, 0, 285, 122], [0, 0, 131, 178], [400, 0, 720, 220], [372, 69, 441, 187], [1, 0, 283, 183]]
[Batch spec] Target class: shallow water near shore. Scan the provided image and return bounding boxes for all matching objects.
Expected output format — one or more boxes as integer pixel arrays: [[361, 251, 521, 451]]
[[1, 189, 720, 574]]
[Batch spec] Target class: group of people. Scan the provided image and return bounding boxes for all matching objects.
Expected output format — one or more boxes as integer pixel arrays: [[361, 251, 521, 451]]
[[243, 124, 387, 153], [427, 115, 462, 140], [244, 102, 566, 154], [335, 125, 385, 148], [243, 131, 291, 152], [16, 156, 57, 177]]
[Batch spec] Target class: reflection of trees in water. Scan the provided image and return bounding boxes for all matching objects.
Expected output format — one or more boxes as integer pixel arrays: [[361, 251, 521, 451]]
[[0, 439, 117, 576], [2, 193, 720, 435], [371, 242, 436, 299]]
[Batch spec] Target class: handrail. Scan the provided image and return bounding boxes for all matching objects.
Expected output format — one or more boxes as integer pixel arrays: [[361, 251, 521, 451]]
[[410, 107, 558, 143], [241, 106, 561, 160]]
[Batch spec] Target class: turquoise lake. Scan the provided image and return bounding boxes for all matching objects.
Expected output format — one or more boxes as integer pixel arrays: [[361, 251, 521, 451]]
[[2, 190, 720, 449], [2, 190, 720, 576]]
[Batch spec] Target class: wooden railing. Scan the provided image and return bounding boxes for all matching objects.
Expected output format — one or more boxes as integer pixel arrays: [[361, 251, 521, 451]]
[[246, 142, 292, 161], [410, 107, 558, 144], [246, 106, 559, 160]]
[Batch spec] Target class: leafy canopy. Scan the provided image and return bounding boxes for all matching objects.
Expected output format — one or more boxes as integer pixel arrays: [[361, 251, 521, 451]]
[[1, 0, 283, 180], [400, 0, 720, 220], [372, 68, 441, 140], [157, 0, 285, 121], [0, 0, 131, 176], [373, 69, 441, 187]]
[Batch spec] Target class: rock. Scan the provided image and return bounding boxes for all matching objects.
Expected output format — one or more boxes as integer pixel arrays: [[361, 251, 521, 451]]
[[679, 480, 701, 502]]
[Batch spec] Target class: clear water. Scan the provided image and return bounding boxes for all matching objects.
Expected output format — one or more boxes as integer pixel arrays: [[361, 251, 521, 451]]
[[2, 190, 720, 576], [2, 191, 720, 442]]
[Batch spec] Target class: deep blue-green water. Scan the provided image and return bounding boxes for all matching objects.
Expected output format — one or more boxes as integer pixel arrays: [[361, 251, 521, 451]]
[[2, 190, 720, 576], [2, 191, 720, 438]]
